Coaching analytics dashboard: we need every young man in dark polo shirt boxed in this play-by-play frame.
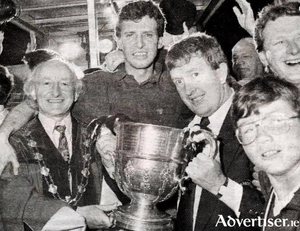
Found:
[0,0,191,183]
[73,1,190,127]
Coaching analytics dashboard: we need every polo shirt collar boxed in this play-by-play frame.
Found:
[113,63,163,84]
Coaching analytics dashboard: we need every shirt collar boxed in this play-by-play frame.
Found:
[0,108,8,124]
[38,113,72,135]
[189,88,235,135]
[209,89,234,132]
[272,181,300,215]
[113,62,163,84]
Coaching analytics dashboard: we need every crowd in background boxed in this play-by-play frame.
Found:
[0,0,300,230]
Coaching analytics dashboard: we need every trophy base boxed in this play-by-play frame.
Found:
[115,205,173,231]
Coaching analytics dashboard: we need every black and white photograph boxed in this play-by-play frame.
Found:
[0,0,300,230]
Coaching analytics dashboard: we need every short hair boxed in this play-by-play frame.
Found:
[232,75,300,128]
[233,37,256,50]
[23,49,62,70]
[115,1,165,38]
[24,59,83,99]
[254,2,300,52]
[166,33,228,71]
[0,65,13,104]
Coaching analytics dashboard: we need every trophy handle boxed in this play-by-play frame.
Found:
[176,175,190,193]
[177,129,218,194]
[200,129,218,159]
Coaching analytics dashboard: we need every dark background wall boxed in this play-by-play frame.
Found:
[0,0,275,67]
[202,0,274,67]
[0,23,30,66]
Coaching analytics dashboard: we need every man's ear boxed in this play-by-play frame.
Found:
[216,63,228,84]
[158,36,164,49]
[258,51,269,67]
[30,87,37,101]
[74,92,79,102]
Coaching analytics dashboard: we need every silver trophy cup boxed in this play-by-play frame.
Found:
[113,121,216,231]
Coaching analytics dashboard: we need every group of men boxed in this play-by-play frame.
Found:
[0,0,300,231]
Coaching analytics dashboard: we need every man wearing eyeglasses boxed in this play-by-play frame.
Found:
[232,75,300,231]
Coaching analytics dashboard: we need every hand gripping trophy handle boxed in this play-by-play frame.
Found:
[177,128,218,194]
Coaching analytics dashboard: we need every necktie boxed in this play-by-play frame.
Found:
[200,117,210,130]
[55,125,70,162]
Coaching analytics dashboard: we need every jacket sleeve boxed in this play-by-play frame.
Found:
[0,175,67,231]
[239,185,265,219]
[1,134,68,231]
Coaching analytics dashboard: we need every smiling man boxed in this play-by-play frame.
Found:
[1,59,115,230]
[166,33,264,231]
[232,75,300,231]
[73,0,190,127]
[254,2,300,87]
[0,1,191,179]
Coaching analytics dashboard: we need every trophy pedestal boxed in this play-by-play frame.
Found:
[115,204,173,231]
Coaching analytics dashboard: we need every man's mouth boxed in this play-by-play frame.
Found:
[48,99,64,103]
[261,150,280,158]
[239,67,249,72]
[133,52,147,58]
[285,58,300,66]
[190,94,204,104]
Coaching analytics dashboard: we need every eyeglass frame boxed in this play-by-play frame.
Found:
[235,114,300,145]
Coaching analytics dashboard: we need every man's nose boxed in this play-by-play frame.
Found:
[256,126,273,144]
[287,40,300,55]
[52,83,62,97]
[185,81,196,96]
[236,59,245,67]
[136,35,145,48]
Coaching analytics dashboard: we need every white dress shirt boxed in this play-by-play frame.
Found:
[188,89,243,230]
[38,113,73,158]
[0,106,8,125]
[39,112,120,230]
[38,113,87,230]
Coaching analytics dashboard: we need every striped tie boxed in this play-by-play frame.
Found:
[55,125,70,162]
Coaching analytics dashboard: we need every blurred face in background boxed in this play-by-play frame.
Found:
[232,39,264,81]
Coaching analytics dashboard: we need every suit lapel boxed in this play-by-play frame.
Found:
[70,116,81,164]
[26,117,73,198]
[196,189,219,230]
[195,110,241,230]
[218,110,241,174]
[29,117,64,163]
[176,181,196,230]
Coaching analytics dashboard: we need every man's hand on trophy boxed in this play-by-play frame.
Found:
[76,204,117,229]
[96,124,117,179]
[185,153,226,195]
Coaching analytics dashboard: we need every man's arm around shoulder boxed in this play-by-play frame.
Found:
[0,99,36,175]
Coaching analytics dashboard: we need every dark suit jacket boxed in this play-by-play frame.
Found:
[1,116,104,231]
[175,110,264,231]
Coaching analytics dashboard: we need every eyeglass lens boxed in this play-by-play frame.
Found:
[237,115,293,145]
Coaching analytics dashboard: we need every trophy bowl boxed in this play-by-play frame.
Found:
[114,121,186,231]
[113,121,217,231]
